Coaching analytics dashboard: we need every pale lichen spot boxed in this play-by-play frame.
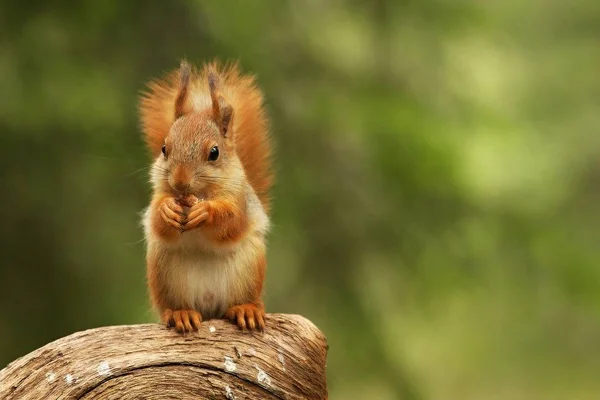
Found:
[225,385,236,399]
[97,361,111,376]
[209,325,216,333]
[224,356,237,372]
[278,352,286,370]
[65,374,74,385]
[46,372,56,383]
[254,364,272,387]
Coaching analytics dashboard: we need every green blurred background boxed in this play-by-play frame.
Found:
[1,1,599,399]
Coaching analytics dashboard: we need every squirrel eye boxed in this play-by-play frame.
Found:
[161,145,167,157]
[208,145,219,161]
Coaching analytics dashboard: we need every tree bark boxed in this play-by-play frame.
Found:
[0,314,328,399]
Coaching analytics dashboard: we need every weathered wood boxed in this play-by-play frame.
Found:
[0,314,328,399]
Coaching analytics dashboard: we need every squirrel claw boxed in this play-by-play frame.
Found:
[163,309,202,334]
[225,304,265,331]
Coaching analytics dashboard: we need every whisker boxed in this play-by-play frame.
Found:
[146,168,245,193]
[194,176,242,189]
[150,165,169,173]
[193,174,235,182]
[124,236,147,246]
[124,165,153,178]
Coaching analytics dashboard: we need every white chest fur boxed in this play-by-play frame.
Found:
[156,236,262,318]
[143,189,269,319]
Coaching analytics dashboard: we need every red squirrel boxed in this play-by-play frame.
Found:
[139,60,272,333]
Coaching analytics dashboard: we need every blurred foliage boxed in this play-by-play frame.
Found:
[1,1,599,399]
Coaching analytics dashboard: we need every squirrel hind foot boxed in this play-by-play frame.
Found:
[163,309,202,334]
[224,303,265,331]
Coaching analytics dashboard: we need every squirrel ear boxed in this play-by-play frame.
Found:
[174,60,191,119]
[208,70,234,138]
[219,102,234,138]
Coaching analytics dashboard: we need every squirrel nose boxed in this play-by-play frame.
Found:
[172,181,191,192]
[170,165,192,192]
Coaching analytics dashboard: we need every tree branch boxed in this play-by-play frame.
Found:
[0,314,328,399]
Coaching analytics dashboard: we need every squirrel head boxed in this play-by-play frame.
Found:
[150,61,243,197]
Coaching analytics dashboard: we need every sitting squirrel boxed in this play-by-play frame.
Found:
[139,60,272,333]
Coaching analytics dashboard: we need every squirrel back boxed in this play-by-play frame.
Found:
[139,61,273,213]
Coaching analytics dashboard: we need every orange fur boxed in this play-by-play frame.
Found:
[140,60,272,332]
[225,254,267,330]
[197,196,249,244]
[146,250,168,312]
[251,252,266,302]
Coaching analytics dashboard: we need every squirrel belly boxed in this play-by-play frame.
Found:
[143,186,269,320]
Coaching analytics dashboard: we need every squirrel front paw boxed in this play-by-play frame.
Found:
[183,201,210,231]
[163,309,202,334]
[225,303,265,331]
[160,197,186,231]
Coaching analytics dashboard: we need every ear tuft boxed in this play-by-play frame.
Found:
[208,69,234,137]
[208,70,218,95]
[174,60,191,119]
